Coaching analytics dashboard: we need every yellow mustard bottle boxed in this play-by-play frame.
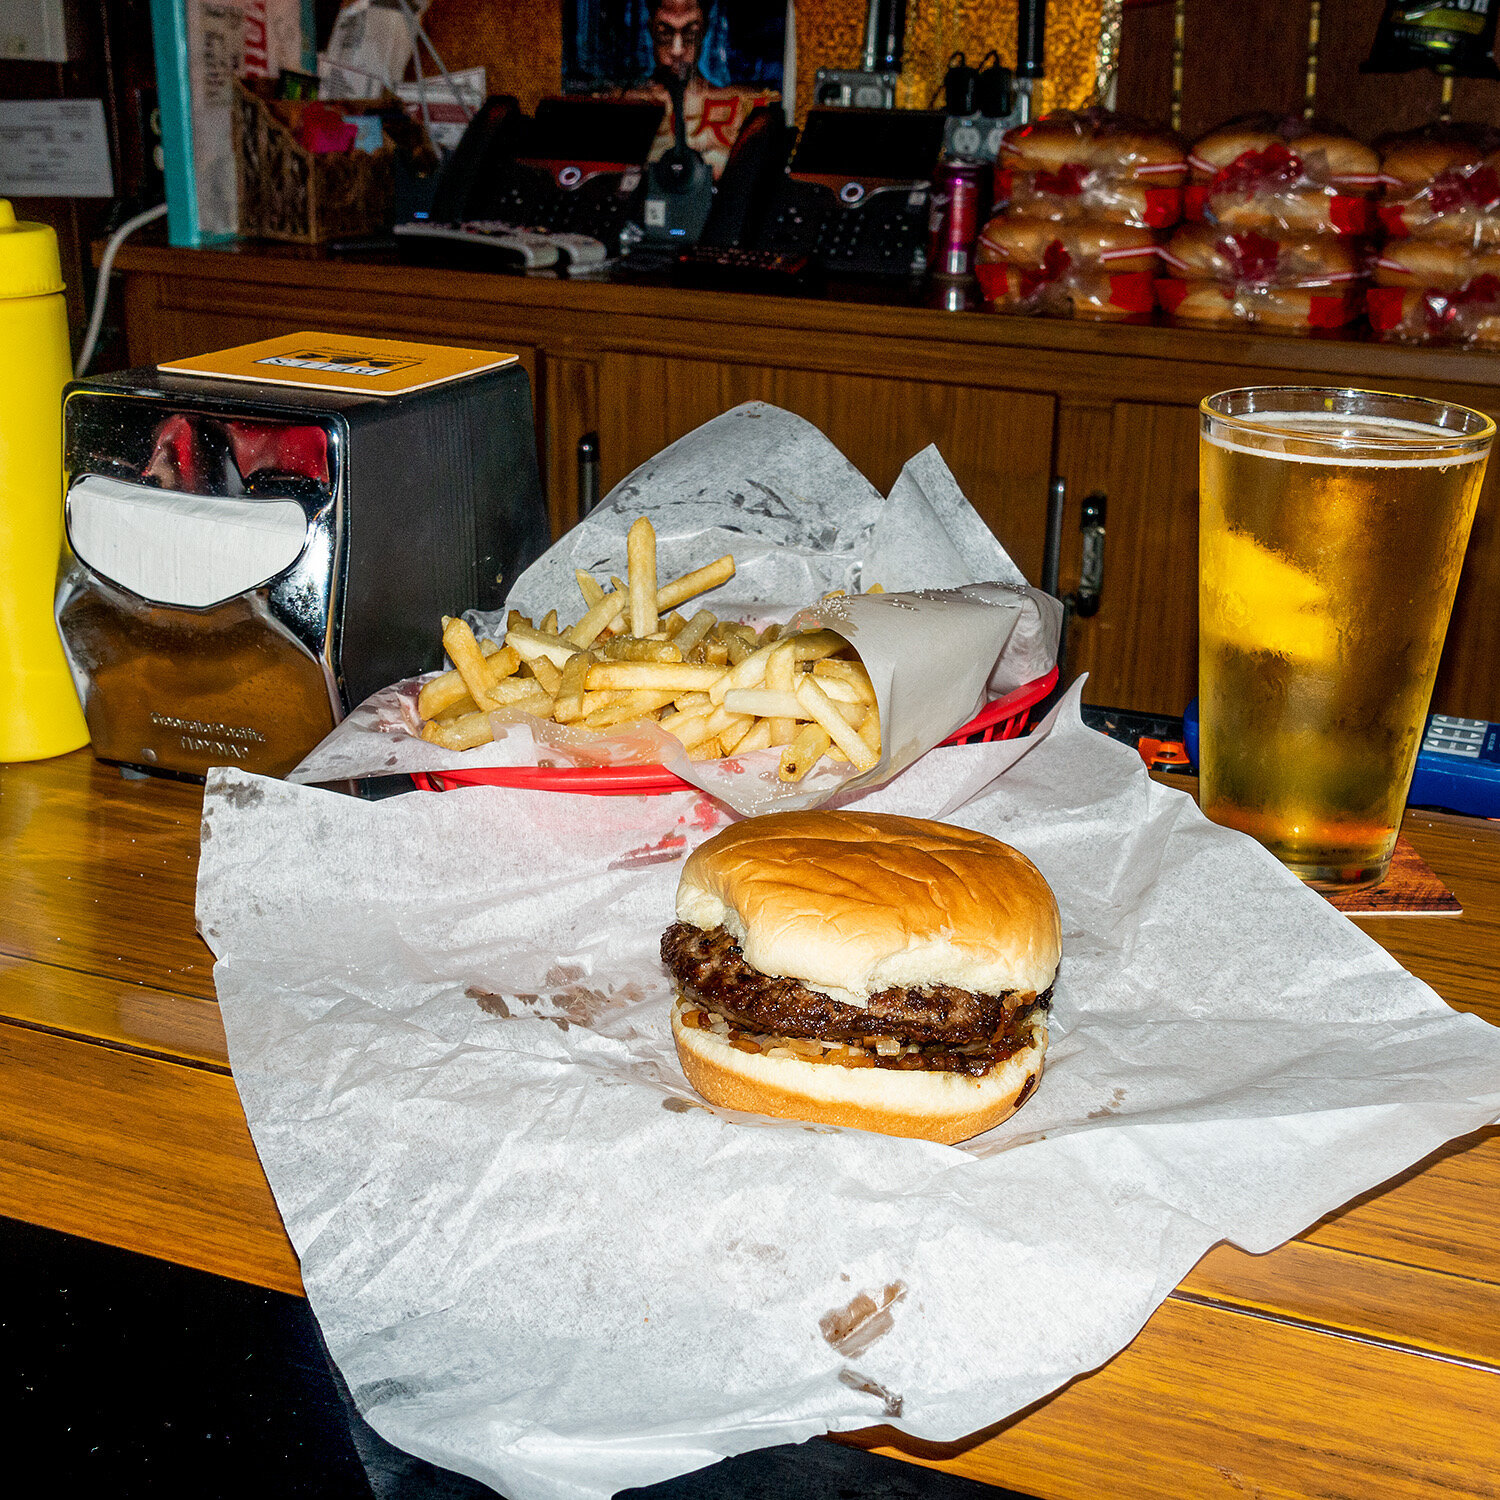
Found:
[0,199,88,760]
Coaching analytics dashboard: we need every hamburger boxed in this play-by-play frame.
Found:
[661,811,1061,1145]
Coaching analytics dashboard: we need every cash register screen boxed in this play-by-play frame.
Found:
[523,98,665,166]
[790,109,946,181]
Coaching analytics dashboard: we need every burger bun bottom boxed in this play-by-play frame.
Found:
[671,997,1046,1145]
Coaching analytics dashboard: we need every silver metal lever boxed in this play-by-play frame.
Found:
[577,432,600,518]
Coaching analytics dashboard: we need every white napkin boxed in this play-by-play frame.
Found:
[199,685,1500,1500]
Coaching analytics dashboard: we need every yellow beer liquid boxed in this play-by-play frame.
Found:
[1200,413,1487,887]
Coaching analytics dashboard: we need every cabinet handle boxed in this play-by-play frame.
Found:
[1042,476,1065,598]
[1070,492,1106,619]
[577,431,600,517]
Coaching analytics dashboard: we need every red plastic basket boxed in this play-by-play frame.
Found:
[411,665,1058,796]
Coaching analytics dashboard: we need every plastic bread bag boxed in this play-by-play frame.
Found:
[976,214,1158,319]
[1373,238,1500,290]
[1156,277,1364,332]
[1367,275,1500,345]
[1377,124,1500,247]
[1187,114,1380,236]
[996,109,1186,229]
[1159,222,1366,288]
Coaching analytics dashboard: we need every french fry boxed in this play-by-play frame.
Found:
[757,623,782,646]
[778,723,831,782]
[540,608,559,634]
[506,622,581,669]
[795,673,879,772]
[565,590,628,648]
[789,629,850,663]
[529,656,563,695]
[487,643,522,682]
[434,695,478,722]
[812,657,875,701]
[673,690,712,710]
[734,718,774,754]
[856,706,882,761]
[865,582,885,594]
[705,703,751,740]
[443,617,502,711]
[507,609,532,631]
[583,690,678,729]
[690,736,725,761]
[490,676,559,706]
[628,516,658,636]
[656,554,734,611]
[417,668,471,720]
[709,637,779,703]
[661,611,687,638]
[673,609,717,656]
[807,675,862,704]
[765,640,797,746]
[493,687,555,719]
[422,711,496,751]
[659,708,717,752]
[719,718,752,753]
[576,570,605,608]
[723,688,807,720]
[724,633,754,667]
[554,650,594,723]
[585,662,725,693]
[597,636,683,663]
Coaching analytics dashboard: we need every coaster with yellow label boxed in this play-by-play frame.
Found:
[159,333,518,398]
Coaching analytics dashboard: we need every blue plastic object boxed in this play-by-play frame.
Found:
[1183,699,1500,819]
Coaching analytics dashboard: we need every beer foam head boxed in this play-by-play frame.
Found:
[1205,410,1490,468]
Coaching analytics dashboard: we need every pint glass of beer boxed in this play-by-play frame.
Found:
[1199,387,1493,890]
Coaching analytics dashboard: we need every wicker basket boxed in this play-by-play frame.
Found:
[234,80,394,244]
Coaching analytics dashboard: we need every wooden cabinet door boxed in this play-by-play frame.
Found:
[1063,401,1201,716]
[577,352,1058,583]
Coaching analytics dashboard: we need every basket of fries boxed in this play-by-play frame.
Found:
[404,513,1059,798]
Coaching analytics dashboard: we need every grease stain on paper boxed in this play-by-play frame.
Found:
[609,833,688,870]
[819,1282,907,1359]
[467,977,645,1030]
[1087,1086,1127,1120]
[838,1368,903,1418]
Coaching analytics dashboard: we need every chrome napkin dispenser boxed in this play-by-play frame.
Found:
[57,346,548,779]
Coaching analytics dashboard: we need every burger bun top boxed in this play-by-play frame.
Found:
[676,810,1061,1007]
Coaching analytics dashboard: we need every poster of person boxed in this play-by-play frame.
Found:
[563,0,785,178]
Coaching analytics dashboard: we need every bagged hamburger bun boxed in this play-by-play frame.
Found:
[663,811,1061,1145]
[1191,115,1378,187]
[978,214,1159,272]
[1161,222,1360,283]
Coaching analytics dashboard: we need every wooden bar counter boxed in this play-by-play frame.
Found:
[4,745,1499,1498]
[110,240,1500,726]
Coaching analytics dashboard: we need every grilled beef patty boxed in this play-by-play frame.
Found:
[661,921,1049,1050]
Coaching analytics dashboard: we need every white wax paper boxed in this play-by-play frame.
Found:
[198,684,1500,1500]
[289,404,1061,813]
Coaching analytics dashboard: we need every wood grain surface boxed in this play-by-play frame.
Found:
[4,746,1500,1495]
